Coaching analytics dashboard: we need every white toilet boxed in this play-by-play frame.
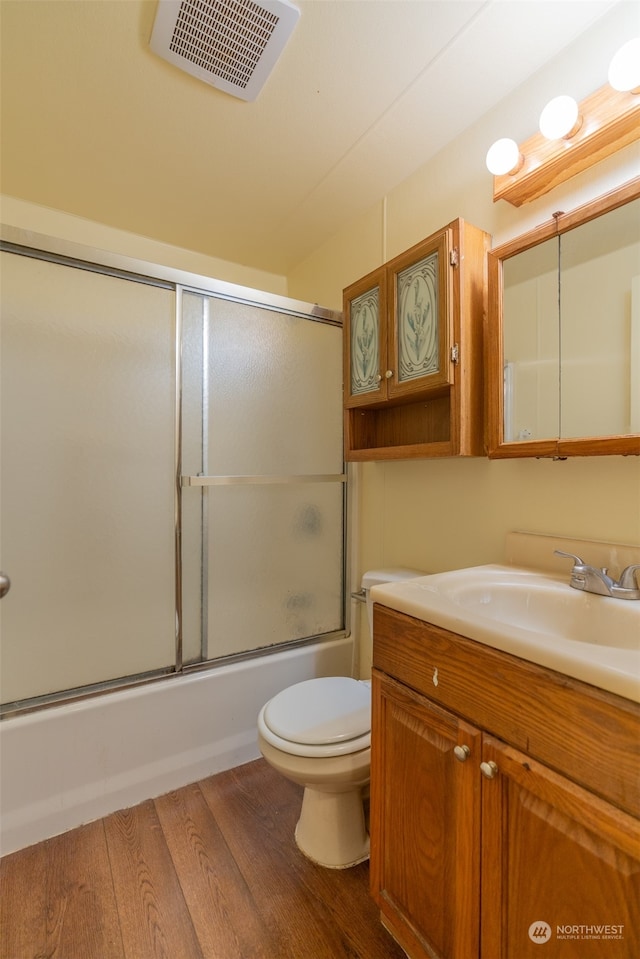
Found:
[257,568,424,869]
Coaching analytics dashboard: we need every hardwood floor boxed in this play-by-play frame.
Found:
[0,758,406,959]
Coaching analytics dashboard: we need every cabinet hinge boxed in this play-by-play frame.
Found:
[449,248,459,267]
[450,343,460,363]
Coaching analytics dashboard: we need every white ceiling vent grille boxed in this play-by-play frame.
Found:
[150,0,300,101]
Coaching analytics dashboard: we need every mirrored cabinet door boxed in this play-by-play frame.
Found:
[560,198,640,440]
[502,236,560,443]
[488,178,640,458]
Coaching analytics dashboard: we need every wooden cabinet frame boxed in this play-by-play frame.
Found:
[371,673,481,959]
[343,219,489,460]
[480,735,640,959]
[486,177,640,458]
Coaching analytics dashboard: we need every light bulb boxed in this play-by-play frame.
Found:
[486,138,523,176]
[608,38,640,93]
[539,95,582,140]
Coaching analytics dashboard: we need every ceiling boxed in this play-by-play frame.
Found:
[0,0,621,275]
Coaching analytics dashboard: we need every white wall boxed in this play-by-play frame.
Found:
[286,4,640,677]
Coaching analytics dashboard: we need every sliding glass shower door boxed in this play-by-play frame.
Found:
[0,251,177,706]
[1,243,345,711]
[180,291,345,664]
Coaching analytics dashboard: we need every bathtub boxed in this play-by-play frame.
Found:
[0,634,353,855]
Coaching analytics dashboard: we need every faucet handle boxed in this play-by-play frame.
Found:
[554,549,586,567]
[618,564,640,589]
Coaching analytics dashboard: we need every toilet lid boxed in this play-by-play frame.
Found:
[262,677,371,746]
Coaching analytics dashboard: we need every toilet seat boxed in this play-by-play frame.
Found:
[258,677,371,758]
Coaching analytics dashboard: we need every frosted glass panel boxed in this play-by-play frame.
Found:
[0,253,176,703]
[198,295,343,475]
[206,484,343,657]
[181,293,207,478]
[180,292,345,662]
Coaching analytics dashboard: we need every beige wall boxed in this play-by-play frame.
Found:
[0,195,288,296]
[286,6,640,676]
[2,6,638,685]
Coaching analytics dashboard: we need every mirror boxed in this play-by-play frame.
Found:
[487,178,640,457]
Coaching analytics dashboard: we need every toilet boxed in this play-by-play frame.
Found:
[257,568,424,869]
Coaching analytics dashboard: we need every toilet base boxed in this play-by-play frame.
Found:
[295,785,370,869]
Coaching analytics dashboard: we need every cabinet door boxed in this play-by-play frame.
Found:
[386,228,454,401]
[371,672,481,959]
[481,735,640,959]
[343,266,388,408]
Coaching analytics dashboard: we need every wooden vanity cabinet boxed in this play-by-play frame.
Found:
[343,219,489,460]
[371,673,482,959]
[370,605,640,959]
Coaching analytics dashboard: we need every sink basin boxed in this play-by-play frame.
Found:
[370,565,640,702]
[432,566,639,649]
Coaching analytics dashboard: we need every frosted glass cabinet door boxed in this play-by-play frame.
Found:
[0,252,176,704]
[343,228,454,412]
[386,228,453,401]
[344,267,387,408]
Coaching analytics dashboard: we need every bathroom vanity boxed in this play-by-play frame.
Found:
[370,603,640,959]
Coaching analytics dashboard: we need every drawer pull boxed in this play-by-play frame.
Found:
[453,745,471,762]
[480,760,499,780]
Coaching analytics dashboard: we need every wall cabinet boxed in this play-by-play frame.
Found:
[371,605,640,959]
[343,219,490,460]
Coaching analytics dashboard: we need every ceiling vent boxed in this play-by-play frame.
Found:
[150,0,300,102]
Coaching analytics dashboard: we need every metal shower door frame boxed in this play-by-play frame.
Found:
[0,227,348,715]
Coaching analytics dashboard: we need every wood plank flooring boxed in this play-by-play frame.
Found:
[0,758,406,959]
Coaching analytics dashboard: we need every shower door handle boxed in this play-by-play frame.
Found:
[0,572,10,598]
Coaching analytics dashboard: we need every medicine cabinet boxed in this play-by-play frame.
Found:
[487,177,640,458]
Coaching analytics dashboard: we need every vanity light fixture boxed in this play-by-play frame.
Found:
[538,95,582,140]
[608,37,640,93]
[485,138,523,176]
[487,37,640,206]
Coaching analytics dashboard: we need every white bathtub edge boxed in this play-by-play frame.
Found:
[0,635,353,855]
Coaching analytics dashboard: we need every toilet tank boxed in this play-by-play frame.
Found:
[360,567,425,595]
[360,567,426,634]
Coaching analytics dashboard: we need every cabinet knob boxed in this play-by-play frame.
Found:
[376,373,383,383]
[384,369,393,379]
[453,744,471,762]
[480,760,499,780]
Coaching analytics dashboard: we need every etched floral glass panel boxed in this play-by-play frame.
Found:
[397,252,439,382]
[350,286,380,395]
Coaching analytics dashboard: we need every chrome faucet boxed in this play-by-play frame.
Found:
[554,550,640,600]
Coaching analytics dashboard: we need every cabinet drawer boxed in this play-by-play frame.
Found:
[373,604,640,817]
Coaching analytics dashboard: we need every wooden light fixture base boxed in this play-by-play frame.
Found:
[493,84,640,206]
